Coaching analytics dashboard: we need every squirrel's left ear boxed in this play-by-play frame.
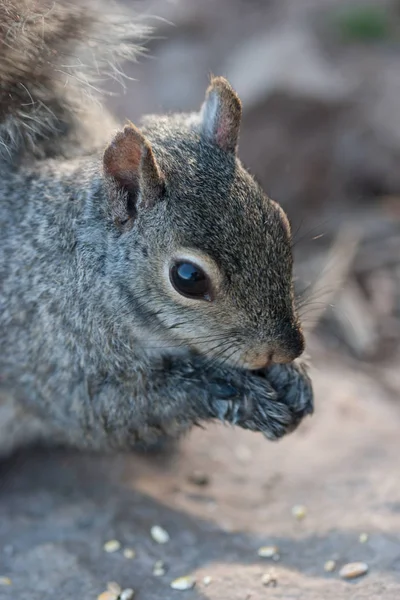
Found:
[103,124,164,228]
[199,76,242,154]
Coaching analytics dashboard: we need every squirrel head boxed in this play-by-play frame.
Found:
[102,77,304,369]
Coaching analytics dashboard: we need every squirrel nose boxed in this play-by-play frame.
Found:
[244,326,305,369]
[271,327,305,364]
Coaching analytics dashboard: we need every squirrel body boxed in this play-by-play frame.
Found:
[0,0,313,456]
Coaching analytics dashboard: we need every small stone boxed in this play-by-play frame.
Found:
[324,560,336,572]
[0,577,11,586]
[153,560,167,576]
[120,589,135,600]
[123,548,136,559]
[150,525,170,544]
[203,576,212,586]
[262,571,278,587]
[170,576,196,591]
[339,562,369,580]
[257,545,279,559]
[97,592,118,600]
[359,533,369,543]
[188,471,210,486]
[107,582,121,594]
[103,539,121,553]
[291,505,307,520]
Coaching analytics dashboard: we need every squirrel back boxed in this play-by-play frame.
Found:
[0,0,149,161]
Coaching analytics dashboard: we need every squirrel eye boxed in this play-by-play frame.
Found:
[170,261,213,301]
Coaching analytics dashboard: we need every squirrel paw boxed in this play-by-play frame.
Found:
[209,359,313,440]
[254,359,314,438]
[263,359,314,418]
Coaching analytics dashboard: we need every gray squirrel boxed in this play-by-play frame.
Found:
[0,0,313,457]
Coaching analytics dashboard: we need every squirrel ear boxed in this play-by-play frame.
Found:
[200,76,242,154]
[103,124,164,226]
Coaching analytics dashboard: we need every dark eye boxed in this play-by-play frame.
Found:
[170,261,213,301]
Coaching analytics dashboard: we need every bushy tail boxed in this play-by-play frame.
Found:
[0,0,150,161]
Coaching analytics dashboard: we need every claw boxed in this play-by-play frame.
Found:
[231,401,240,425]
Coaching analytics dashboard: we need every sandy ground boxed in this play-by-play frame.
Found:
[0,342,400,600]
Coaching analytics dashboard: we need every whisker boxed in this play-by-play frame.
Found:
[141,336,232,352]
[291,218,331,250]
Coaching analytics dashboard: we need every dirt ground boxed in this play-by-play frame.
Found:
[1,338,400,600]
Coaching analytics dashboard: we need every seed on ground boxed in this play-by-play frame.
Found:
[291,505,307,520]
[103,540,121,553]
[257,545,279,559]
[123,548,136,559]
[0,577,11,586]
[262,571,278,587]
[107,582,121,594]
[203,576,212,586]
[170,576,196,591]
[339,562,369,580]
[324,560,336,572]
[150,525,170,544]
[120,589,135,600]
[359,533,369,543]
[97,592,118,600]
[153,560,167,576]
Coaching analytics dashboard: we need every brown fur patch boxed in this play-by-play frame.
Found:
[103,126,143,190]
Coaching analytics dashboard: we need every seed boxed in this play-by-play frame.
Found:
[188,471,210,486]
[291,505,307,520]
[107,582,121,594]
[103,540,121,553]
[150,525,170,544]
[0,577,11,586]
[359,533,369,543]
[97,592,118,600]
[153,560,166,576]
[261,572,278,587]
[339,562,369,579]
[123,548,136,559]
[170,576,196,591]
[120,589,135,600]
[324,560,336,572]
[203,576,212,586]
[257,545,279,559]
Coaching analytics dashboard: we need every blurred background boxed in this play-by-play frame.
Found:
[106,0,400,388]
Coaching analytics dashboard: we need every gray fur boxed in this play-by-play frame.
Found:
[0,1,313,457]
[0,0,149,161]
